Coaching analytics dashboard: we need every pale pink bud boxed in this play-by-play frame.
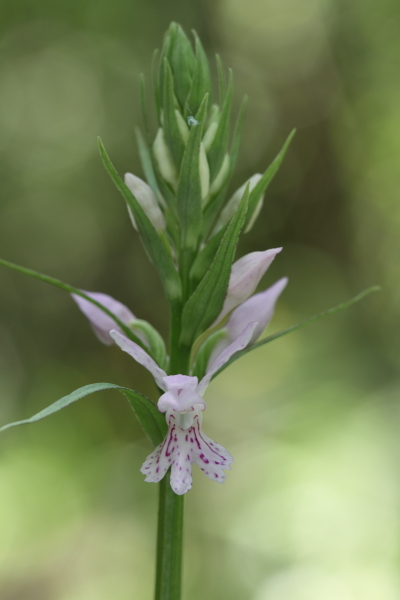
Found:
[72,292,138,345]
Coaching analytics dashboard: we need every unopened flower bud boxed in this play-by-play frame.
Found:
[72,291,141,346]
[153,128,178,188]
[216,173,262,233]
[124,173,166,232]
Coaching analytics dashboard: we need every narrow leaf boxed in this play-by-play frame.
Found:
[185,32,211,117]
[0,257,148,351]
[176,94,208,250]
[180,185,249,347]
[245,129,296,227]
[207,69,233,181]
[212,286,381,379]
[0,382,167,446]
[189,224,227,285]
[135,127,162,201]
[169,24,196,109]
[191,329,226,380]
[98,138,182,303]
[163,59,186,168]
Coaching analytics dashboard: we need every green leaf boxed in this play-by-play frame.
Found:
[185,32,211,117]
[245,129,296,228]
[189,223,227,285]
[169,24,196,109]
[135,127,162,201]
[212,286,381,380]
[0,257,150,351]
[180,184,249,347]
[0,382,167,447]
[191,329,227,380]
[98,138,182,303]
[163,59,186,168]
[207,69,233,181]
[132,319,168,371]
[176,94,208,250]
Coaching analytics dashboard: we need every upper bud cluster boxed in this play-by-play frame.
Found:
[98,21,293,342]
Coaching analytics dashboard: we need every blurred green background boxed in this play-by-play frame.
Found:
[0,0,398,598]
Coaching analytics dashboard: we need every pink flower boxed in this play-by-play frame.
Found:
[110,322,257,494]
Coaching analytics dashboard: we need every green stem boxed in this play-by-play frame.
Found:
[154,303,191,600]
[154,477,185,600]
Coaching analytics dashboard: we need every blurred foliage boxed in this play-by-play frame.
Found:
[0,0,398,599]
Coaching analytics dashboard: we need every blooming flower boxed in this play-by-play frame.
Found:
[109,322,258,494]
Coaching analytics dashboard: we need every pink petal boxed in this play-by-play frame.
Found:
[227,277,288,343]
[140,411,233,495]
[110,330,167,390]
[217,248,282,323]
[72,291,136,345]
[197,321,258,395]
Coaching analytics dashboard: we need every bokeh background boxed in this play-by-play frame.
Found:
[0,0,398,598]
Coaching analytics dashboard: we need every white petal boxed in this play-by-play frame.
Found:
[198,321,258,395]
[110,330,167,390]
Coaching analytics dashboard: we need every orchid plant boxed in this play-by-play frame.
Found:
[0,23,378,600]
